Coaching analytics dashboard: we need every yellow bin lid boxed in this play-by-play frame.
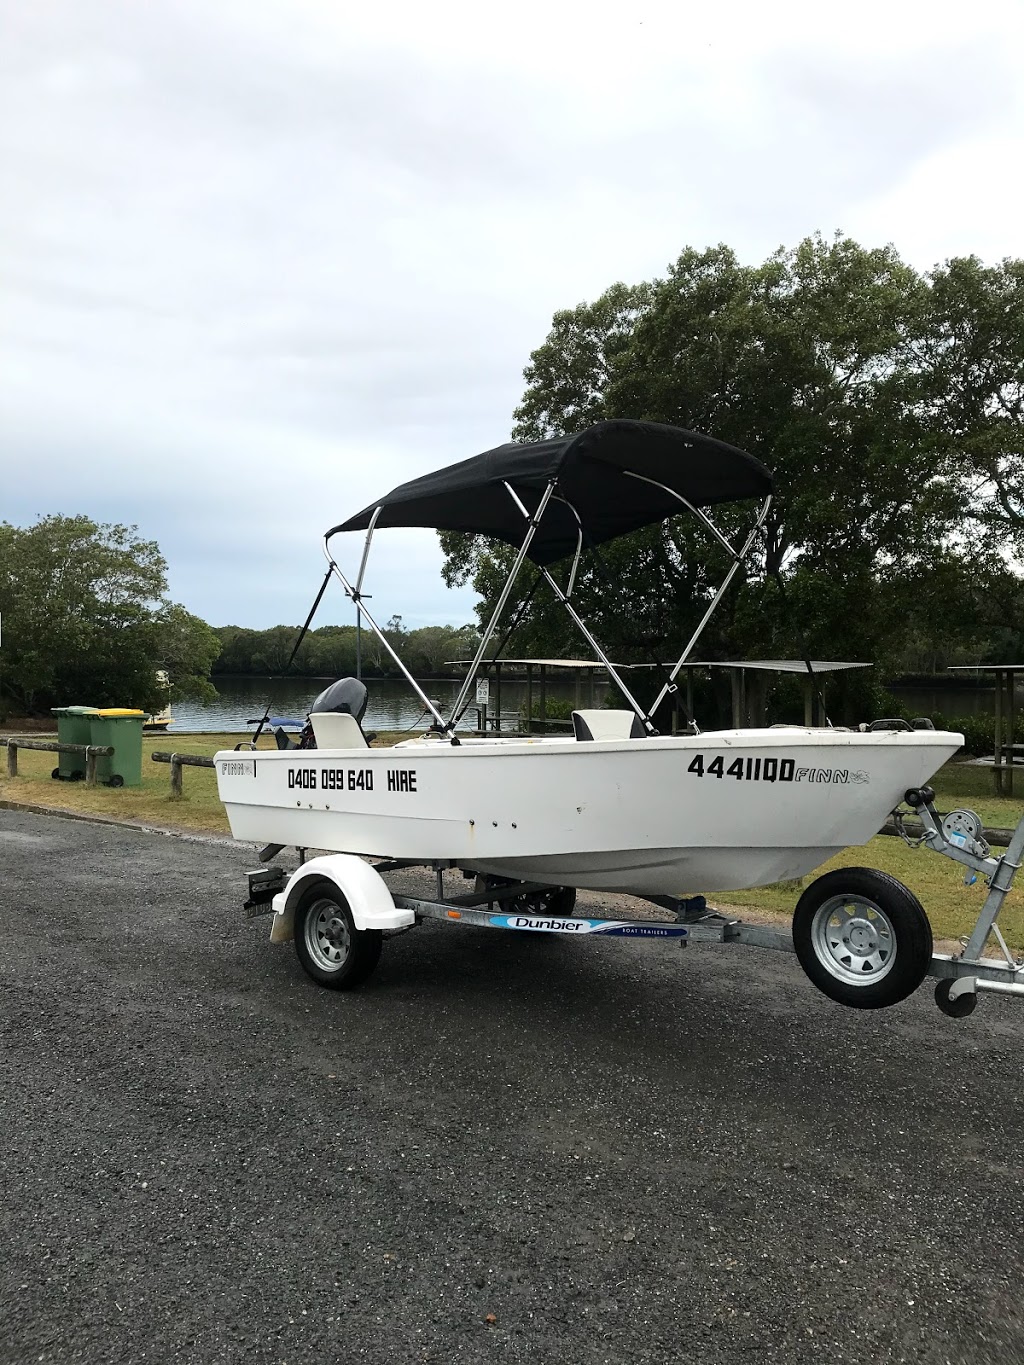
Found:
[95,708,147,717]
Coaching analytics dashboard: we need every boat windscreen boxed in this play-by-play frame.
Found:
[330,420,772,566]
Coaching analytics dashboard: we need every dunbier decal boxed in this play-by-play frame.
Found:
[686,755,869,785]
[489,915,690,938]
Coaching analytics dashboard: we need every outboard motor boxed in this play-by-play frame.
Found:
[308,677,369,725]
[303,677,375,749]
[267,678,372,750]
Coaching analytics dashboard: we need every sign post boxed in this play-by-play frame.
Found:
[475,678,489,732]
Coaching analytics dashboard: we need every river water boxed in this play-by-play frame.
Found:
[168,674,608,734]
[166,675,999,734]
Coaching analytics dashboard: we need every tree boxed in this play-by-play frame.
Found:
[908,255,1024,544]
[0,515,219,714]
[513,281,655,441]
[250,625,315,676]
[441,235,1004,702]
[403,624,481,675]
[361,615,406,675]
[608,235,956,579]
[155,604,222,703]
[308,626,359,679]
[207,622,483,680]
[212,626,263,675]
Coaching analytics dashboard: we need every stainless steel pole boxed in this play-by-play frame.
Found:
[446,482,556,732]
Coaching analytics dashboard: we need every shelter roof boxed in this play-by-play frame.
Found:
[622,660,872,673]
[446,658,612,669]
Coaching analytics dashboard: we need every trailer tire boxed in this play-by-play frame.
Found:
[475,876,576,917]
[934,978,977,1018]
[792,868,932,1010]
[293,882,382,990]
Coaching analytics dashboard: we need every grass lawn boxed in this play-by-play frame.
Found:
[3,733,1022,951]
[1,731,256,834]
[0,731,416,835]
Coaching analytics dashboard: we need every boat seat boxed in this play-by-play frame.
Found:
[572,709,647,741]
[309,712,368,749]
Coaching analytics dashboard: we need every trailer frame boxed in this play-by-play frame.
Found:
[244,782,1024,1018]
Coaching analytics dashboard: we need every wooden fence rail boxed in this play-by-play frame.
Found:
[4,737,114,787]
[151,750,216,798]
[877,815,1014,849]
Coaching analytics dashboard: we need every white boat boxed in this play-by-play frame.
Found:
[216,418,962,896]
[144,670,174,732]
[218,726,959,895]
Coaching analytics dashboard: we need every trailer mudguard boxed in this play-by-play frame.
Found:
[269,855,415,943]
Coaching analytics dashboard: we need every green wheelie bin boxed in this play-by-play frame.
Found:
[51,705,99,780]
[88,709,147,787]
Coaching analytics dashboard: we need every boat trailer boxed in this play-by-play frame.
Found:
[240,785,1024,1019]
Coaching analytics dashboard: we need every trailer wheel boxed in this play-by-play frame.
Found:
[475,876,576,917]
[934,978,977,1018]
[293,883,382,990]
[519,885,577,917]
[792,868,932,1009]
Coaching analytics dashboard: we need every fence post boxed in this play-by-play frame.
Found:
[6,740,17,778]
[85,747,98,787]
[170,754,183,798]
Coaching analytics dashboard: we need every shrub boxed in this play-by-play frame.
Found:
[931,712,1012,757]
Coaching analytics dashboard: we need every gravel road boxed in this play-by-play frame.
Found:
[2,806,1023,1365]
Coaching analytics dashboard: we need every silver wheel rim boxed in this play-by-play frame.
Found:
[304,898,352,973]
[810,894,896,986]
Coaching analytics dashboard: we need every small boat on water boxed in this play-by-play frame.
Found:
[143,713,174,732]
[144,670,174,731]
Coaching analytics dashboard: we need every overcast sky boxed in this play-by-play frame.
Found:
[3,0,1023,631]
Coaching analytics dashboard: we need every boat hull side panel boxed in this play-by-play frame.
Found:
[456,847,841,894]
[216,730,961,896]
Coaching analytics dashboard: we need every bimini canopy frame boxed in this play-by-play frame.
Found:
[323,420,773,737]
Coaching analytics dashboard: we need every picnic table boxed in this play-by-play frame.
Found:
[948,665,1022,795]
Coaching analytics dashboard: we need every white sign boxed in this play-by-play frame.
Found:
[475,679,490,705]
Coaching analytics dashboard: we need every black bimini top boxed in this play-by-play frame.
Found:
[332,419,772,566]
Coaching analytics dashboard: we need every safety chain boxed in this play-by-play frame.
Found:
[891,806,929,848]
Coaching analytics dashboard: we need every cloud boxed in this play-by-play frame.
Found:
[2,0,1022,632]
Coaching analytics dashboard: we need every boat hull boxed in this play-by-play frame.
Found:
[215,729,962,895]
